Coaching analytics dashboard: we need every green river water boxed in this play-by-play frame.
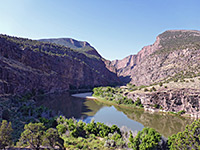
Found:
[37,92,194,137]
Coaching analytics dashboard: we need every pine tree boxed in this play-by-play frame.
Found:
[0,120,13,149]
[17,123,45,150]
[42,128,64,149]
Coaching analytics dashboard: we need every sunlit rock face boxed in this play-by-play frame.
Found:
[112,30,200,85]
[127,88,200,118]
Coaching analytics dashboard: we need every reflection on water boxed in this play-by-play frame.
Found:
[83,105,144,131]
[115,107,194,137]
[36,92,194,137]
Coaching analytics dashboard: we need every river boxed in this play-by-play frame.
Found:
[36,92,194,137]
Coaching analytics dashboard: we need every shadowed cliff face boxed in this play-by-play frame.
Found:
[39,38,119,77]
[0,35,120,96]
[112,30,200,85]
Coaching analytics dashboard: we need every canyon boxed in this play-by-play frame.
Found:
[0,30,200,117]
[111,30,200,117]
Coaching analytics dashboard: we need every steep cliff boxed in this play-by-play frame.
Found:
[112,30,200,85]
[111,30,200,117]
[111,55,137,82]
[0,34,120,96]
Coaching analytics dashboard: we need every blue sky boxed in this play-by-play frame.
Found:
[0,0,200,60]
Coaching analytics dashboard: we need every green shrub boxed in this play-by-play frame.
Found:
[174,79,178,82]
[128,128,161,149]
[154,104,159,109]
[134,98,142,106]
[56,124,67,135]
[177,110,186,115]
[190,79,195,82]
[151,87,157,91]
[168,119,200,150]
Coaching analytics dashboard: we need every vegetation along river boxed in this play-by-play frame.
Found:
[36,92,194,137]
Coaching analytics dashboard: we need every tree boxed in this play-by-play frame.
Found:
[128,127,162,150]
[0,120,13,149]
[17,123,45,150]
[168,119,200,150]
[56,124,67,136]
[43,128,64,150]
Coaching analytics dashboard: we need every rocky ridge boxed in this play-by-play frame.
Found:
[0,34,120,96]
[39,38,102,58]
[112,30,200,85]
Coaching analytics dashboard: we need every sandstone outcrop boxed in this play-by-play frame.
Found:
[127,88,200,118]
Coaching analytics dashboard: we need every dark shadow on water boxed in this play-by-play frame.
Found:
[35,92,103,120]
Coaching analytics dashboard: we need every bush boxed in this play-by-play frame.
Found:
[151,87,157,91]
[56,117,122,140]
[190,79,195,82]
[154,104,159,109]
[134,98,142,106]
[56,124,67,135]
[174,79,178,82]
[177,110,186,115]
[124,98,133,105]
[128,128,162,149]
[168,119,200,149]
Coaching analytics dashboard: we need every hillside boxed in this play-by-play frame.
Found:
[112,30,200,85]
[109,30,200,118]
[0,34,119,96]
[39,38,102,58]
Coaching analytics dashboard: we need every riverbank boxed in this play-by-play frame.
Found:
[71,92,97,99]
[94,95,193,118]
[71,92,144,111]
[71,91,198,119]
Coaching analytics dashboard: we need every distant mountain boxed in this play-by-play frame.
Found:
[39,38,102,58]
[112,30,200,85]
[0,34,120,96]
